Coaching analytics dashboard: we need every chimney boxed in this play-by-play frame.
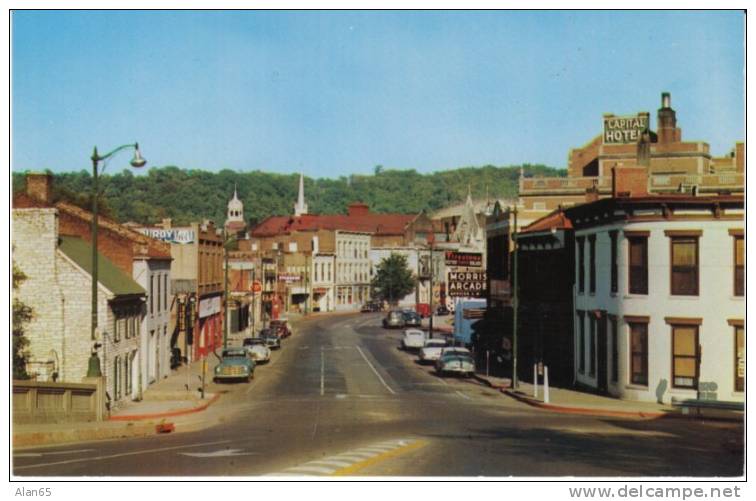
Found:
[657,91,681,143]
[347,202,370,217]
[585,183,600,203]
[26,172,53,204]
[612,165,649,198]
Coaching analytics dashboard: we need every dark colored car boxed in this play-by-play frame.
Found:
[260,328,282,349]
[361,301,383,313]
[269,319,291,338]
[402,311,422,328]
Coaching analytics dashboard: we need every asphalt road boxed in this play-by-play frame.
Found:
[12,313,744,477]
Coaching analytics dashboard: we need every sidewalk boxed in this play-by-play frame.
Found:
[13,357,225,450]
[472,374,744,422]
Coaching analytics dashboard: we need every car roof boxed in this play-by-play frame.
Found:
[424,339,446,346]
[223,349,247,356]
[404,328,425,335]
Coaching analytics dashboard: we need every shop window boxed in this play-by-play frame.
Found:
[671,324,699,389]
[610,231,618,294]
[627,236,648,295]
[588,235,596,294]
[577,237,585,294]
[734,235,744,297]
[588,314,596,377]
[578,311,585,374]
[668,234,699,296]
[629,322,648,386]
[735,325,744,392]
[610,316,618,383]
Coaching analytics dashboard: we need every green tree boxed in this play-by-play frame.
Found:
[12,263,32,380]
[371,253,416,305]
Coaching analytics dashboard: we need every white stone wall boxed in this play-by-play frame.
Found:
[134,259,172,394]
[574,216,745,403]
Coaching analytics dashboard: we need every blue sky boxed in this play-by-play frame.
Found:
[12,10,744,178]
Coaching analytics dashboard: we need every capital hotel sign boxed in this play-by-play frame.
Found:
[603,113,649,144]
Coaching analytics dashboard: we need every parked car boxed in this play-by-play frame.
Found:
[402,310,422,328]
[418,338,449,364]
[269,319,291,338]
[435,351,475,377]
[382,310,405,329]
[260,328,282,350]
[436,305,451,316]
[401,328,427,351]
[361,301,382,313]
[242,337,271,363]
[214,348,255,383]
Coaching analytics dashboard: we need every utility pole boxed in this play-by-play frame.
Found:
[428,235,434,339]
[223,230,230,350]
[511,206,519,389]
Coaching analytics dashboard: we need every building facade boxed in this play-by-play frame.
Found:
[567,195,744,403]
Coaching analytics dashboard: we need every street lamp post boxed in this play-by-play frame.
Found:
[427,234,435,339]
[511,206,519,389]
[87,143,146,378]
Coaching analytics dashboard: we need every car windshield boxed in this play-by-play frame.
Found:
[425,340,446,347]
[244,338,265,346]
[222,350,247,358]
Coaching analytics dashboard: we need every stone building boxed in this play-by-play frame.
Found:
[12,208,145,409]
[14,173,173,393]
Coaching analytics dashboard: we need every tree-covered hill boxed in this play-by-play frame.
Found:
[12,164,565,226]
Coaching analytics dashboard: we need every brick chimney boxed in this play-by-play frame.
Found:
[612,165,648,198]
[347,202,370,217]
[26,172,53,204]
[657,92,681,144]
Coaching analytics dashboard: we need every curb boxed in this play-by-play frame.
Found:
[502,389,669,419]
[472,374,510,390]
[108,392,221,421]
[13,421,158,449]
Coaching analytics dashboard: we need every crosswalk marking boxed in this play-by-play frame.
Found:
[264,437,421,477]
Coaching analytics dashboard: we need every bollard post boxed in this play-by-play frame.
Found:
[533,364,539,398]
[544,365,550,404]
[486,350,490,377]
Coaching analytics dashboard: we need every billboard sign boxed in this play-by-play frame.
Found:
[138,227,195,245]
[448,271,487,297]
[603,114,649,144]
[445,251,482,267]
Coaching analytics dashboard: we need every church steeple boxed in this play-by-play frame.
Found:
[226,183,244,227]
[294,172,308,216]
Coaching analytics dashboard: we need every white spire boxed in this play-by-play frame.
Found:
[294,172,308,216]
[226,183,244,225]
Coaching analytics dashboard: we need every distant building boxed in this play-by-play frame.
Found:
[519,92,744,219]
[224,184,247,238]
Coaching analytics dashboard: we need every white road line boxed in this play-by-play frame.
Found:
[14,439,233,471]
[320,346,325,396]
[307,459,353,468]
[286,465,336,475]
[354,446,394,454]
[332,453,375,461]
[455,390,472,400]
[14,448,94,458]
[355,345,396,395]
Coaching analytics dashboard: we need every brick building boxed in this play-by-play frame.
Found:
[12,208,145,409]
[14,173,173,395]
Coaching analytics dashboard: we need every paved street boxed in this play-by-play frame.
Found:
[13,313,744,477]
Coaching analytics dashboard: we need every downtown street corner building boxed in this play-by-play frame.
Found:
[482,92,744,403]
[12,173,175,410]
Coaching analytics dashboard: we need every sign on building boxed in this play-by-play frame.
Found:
[279,274,301,283]
[198,296,221,318]
[603,113,649,144]
[448,271,487,297]
[445,251,483,267]
[138,227,196,244]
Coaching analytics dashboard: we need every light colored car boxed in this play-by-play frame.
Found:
[383,310,405,329]
[435,352,475,377]
[213,348,255,383]
[401,329,427,351]
[418,338,449,363]
[242,337,271,363]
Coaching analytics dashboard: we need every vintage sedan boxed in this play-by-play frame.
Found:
[402,310,422,328]
[401,328,427,351]
[260,328,282,350]
[382,310,405,329]
[213,348,255,383]
[242,337,271,363]
[269,319,291,338]
[435,351,476,377]
[418,338,449,363]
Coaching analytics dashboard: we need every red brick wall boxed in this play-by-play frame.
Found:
[612,166,648,197]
